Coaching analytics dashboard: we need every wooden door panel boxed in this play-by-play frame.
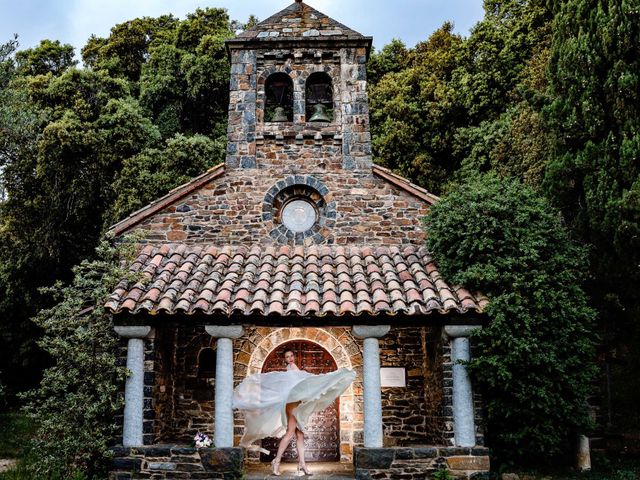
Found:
[260,340,340,463]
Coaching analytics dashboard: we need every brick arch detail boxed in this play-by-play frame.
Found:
[234,327,363,461]
[246,327,354,375]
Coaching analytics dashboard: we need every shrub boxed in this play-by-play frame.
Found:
[21,236,140,478]
[426,174,597,465]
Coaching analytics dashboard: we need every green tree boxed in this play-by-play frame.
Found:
[453,0,553,122]
[81,16,179,82]
[369,24,464,194]
[0,68,158,395]
[543,0,640,431]
[426,174,597,464]
[139,9,231,138]
[108,133,225,224]
[15,39,76,77]
[22,236,139,477]
[367,38,410,86]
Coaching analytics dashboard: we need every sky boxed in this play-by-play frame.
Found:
[0,0,485,56]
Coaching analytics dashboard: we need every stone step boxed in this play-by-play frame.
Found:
[245,462,355,480]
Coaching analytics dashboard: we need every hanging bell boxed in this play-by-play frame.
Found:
[309,103,331,123]
[271,106,288,122]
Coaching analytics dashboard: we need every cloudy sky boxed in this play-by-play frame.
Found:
[1,0,484,56]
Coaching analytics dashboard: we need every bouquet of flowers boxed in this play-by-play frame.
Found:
[194,432,212,448]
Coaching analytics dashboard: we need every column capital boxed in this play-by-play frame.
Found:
[352,325,390,339]
[114,326,152,339]
[205,325,244,339]
[444,325,481,339]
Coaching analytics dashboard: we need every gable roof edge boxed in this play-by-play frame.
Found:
[372,165,439,205]
[109,163,225,237]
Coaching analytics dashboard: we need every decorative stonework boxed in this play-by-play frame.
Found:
[261,175,336,245]
[234,327,361,462]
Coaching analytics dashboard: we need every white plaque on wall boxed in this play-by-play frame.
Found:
[380,367,406,387]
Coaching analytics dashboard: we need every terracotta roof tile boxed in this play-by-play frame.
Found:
[106,245,487,317]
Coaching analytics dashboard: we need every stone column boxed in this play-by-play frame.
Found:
[205,326,245,448]
[114,326,152,447]
[353,325,391,448]
[444,326,481,447]
[577,435,592,471]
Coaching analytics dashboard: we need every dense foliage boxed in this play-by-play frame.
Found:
[367,0,639,453]
[21,237,138,477]
[426,175,597,463]
[0,0,637,470]
[0,8,237,399]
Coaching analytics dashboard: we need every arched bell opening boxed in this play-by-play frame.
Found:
[265,72,294,123]
[305,72,333,123]
[259,340,340,463]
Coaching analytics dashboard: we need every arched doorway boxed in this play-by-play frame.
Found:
[260,340,340,463]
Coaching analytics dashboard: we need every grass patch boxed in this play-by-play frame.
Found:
[0,413,33,458]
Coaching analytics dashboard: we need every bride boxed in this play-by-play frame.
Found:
[232,348,356,476]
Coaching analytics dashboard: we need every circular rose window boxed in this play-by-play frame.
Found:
[281,199,318,233]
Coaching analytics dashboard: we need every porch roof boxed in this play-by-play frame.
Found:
[106,244,488,318]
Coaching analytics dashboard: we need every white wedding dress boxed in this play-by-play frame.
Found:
[232,365,356,453]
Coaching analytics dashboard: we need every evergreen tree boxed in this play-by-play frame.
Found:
[543,0,640,431]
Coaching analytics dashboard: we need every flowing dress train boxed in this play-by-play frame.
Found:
[232,367,356,453]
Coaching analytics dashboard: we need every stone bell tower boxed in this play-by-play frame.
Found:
[225,0,373,173]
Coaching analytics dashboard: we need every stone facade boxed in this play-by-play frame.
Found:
[354,446,490,480]
[110,2,489,478]
[110,445,243,480]
[119,326,453,461]
[128,168,430,247]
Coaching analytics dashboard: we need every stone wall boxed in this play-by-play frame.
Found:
[354,446,490,480]
[380,327,445,446]
[132,168,430,247]
[110,446,243,480]
[119,326,451,458]
[150,326,218,443]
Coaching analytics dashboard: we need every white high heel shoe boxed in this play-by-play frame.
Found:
[296,463,312,476]
[271,458,281,476]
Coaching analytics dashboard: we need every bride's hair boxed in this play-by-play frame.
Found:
[283,349,294,357]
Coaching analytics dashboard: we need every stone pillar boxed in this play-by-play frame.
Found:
[205,326,245,448]
[114,326,152,447]
[353,325,390,448]
[577,435,592,471]
[444,326,481,447]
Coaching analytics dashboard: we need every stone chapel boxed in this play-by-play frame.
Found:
[107,1,491,478]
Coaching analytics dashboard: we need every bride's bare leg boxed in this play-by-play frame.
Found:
[296,429,306,467]
[274,403,299,464]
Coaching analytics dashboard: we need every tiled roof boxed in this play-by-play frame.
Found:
[106,244,488,317]
[232,1,368,42]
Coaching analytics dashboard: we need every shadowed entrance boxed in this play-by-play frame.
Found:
[260,340,340,463]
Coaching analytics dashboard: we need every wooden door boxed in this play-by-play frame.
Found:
[260,340,340,463]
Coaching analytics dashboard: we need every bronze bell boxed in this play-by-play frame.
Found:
[271,106,288,122]
[309,103,331,123]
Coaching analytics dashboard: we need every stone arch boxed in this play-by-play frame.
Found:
[234,327,363,461]
[247,327,354,375]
